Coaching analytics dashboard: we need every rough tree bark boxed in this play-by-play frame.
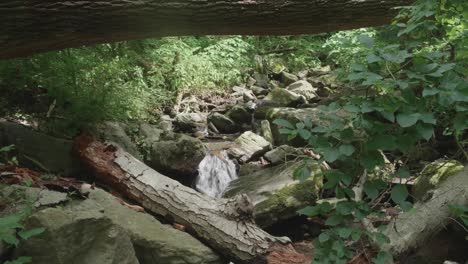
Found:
[1,0,412,59]
[74,135,308,264]
[382,166,468,258]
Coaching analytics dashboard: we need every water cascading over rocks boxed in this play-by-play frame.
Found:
[196,150,238,198]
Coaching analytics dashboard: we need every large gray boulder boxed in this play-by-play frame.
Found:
[224,162,323,227]
[0,120,82,176]
[228,131,271,163]
[207,112,239,134]
[264,88,306,107]
[280,71,299,86]
[13,188,222,264]
[14,197,140,264]
[92,121,142,159]
[173,113,207,133]
[264,145,303,165]
[226,105,251,124]
[146,135,207,184]
[286,80,317,101]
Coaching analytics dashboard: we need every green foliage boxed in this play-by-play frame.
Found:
[449,204,468,227]
[0,188,45,264]
[275,0,468,262]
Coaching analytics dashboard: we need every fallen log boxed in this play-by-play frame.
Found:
[382,166,468,258]
[73,135,307,264]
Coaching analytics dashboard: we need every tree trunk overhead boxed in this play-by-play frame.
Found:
[73,135,308,264]
[1,0,412,59]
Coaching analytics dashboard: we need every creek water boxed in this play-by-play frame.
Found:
[195,150,238,198]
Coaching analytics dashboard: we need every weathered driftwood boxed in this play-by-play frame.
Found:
[383,166,468,257]
[74,135,307,264]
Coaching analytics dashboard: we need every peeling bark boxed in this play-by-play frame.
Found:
[1,0,412,59]
[73,135,307,264]
[383,166,468,257]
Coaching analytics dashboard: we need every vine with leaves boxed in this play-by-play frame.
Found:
[275,0,467,262]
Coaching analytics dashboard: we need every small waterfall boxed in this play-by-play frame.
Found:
[195,150,238,198]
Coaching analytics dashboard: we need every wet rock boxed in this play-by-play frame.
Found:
[297,70,309,79]
[280,72,299,86]
[158,115,174,133]
[309,65,331,77]
[173,113,207,133]
[238,163,265,177]
[224,162,323,227]
[264,145,302,165]
[92,121,142,159]
[264,88,306,107]
[228,131,271,163]
[0,120,82,176]
[227,105,252,124]
[253,72,269,88]
[242,90,257,102]
[138,123,164,147]
[207,112,239,134]
[14,197,139,264]
[260,120,274,145]
[14,188,222,264]
[413,160,464,200]
[286,80,317,101]
[250,85,269,96]
[146,135,207,184]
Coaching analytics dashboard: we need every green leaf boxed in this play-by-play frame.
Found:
[0,213,24,230]
[294,166,311,183]
[364,182,379,199]
[322,147,340,163]
[351,230,362,241]
[391,184,408,204]
[273,119,294,129]
[278,128,293,135]
[360,151,385,170]
[422,88,439,96]
[350,63,367,72]
[336,202,354,215]
[396,113,420,127]
[296,122,305,129]
[319,232,330,242]
[338,144,355,156]
[419,113,436,125]
[325,214,344,226]
[297,206,320,216]
[298,129,311,140]
[0,145,15,153]
[337,227,352,239]
[367,54,382,63]
[18,227,45,240]
[367,135,396,150]
[358,34,374,48]
[2,233,20,246]
[323,170,342,189]
[380,111,395,123]
[416,123,434,140]
[395,168,410,178]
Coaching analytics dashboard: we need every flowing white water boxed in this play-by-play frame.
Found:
[195,150,238,198]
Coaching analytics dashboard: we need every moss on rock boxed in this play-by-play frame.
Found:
[413,160,464,200]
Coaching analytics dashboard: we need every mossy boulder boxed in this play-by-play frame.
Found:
[12,187,222,264]
[146,134,207,185]
[413,160,464,200]
[264,88,306,107]
[224,162,323,227]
